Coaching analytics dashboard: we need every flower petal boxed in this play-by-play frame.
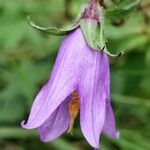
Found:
[39,99,70,142]
[79,49,108,149]
[102,54,119,139]
[21,29,84,129]
[102,100,120,139]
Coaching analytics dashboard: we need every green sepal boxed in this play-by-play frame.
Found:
[100,46,125,59]
[27,15,80,36]
[80,18,124,58]
[80,19,105,51]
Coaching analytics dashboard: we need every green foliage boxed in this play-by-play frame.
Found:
[0,0,149,150]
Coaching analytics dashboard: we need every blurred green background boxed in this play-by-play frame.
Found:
[0,0,150,150]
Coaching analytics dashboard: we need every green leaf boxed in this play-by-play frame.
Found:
[112,93,150,108]
[115,129,150,150]
[110,0,140,11]
[105,0,140,20]
[107,0,140,13]
[0,127,37,139]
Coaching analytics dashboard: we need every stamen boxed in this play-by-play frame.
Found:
[67,91,80,134]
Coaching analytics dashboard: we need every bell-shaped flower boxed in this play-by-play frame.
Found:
[21,28,119,149]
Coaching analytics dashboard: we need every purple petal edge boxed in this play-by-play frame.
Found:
[39,99,70,142]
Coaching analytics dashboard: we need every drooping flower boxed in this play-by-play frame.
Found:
[21,28,119,149]
[21,0,121,149]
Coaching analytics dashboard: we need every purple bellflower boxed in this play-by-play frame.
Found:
[21,28,119,149]
[22,0,121,149]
